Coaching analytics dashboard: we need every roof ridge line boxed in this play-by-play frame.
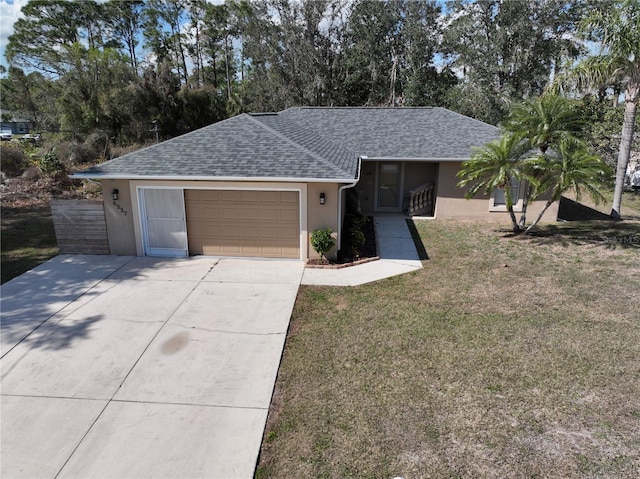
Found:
[246,114,356,176]
[287,106,436,110]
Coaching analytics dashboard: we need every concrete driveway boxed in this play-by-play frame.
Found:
[1,255,304,479]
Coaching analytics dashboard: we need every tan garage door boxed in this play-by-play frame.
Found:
[185,189,300,258]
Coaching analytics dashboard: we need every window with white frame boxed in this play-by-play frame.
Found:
[491,177,522,210]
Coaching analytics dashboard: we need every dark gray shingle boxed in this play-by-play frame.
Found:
[76,107,500,180]
[279,107,500,159]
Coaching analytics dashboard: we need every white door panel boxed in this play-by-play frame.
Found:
[140,188,188,257]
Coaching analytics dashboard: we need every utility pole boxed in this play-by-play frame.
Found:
[151,120,159,144]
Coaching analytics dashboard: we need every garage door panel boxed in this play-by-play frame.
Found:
[279,191,298,203]
[242,210,260,221]
[259,191,279,202]
[279,209,299,221]
[282,227,299,238]
[260,210,279,221]
[198,207,220,220]
[241,190,260,202]
[185,190,300,259]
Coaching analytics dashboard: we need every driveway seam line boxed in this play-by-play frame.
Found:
[0,393,107,401]
[108,398,269,410]
[52,398,111,479]
[171,327,286,336]
[52,274,202,479]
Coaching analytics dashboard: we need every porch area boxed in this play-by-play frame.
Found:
[355,161,437,217]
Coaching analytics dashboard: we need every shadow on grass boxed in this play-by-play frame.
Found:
[406,219,430,260]
[510,221,640,249]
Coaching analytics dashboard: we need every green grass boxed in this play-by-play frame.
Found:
[257,220,640,478]
[1,206,58,284]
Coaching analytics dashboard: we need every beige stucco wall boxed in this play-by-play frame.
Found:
[307,182,341,259]
[404,162,438,192]
[434,161,560,222]
[101,165,561,260]
[102,178,137,255]
[100,179,350,260]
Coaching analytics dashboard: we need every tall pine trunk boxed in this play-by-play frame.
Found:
[224,35,232,102]
[611,97,637,220]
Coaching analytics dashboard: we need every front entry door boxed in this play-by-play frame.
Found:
[140,188,188,257]
[377,162,402,211]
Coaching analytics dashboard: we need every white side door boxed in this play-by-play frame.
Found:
[139,188,188,257]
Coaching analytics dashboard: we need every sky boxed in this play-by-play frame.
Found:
[0,0,28,68]
[0,0,228,71]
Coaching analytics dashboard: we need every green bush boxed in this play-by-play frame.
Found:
[310,228,335,261]
[348,214,368,258]
[0,143,30,177]
[37,149,66,176]
[55,141,98,167]
[350,227,366,257]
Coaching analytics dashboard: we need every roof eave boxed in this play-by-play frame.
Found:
[69,173,358,183]
[361,157,470,162]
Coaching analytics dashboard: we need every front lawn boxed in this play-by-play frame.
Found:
[257,220,640,478]
[1,206,58,284]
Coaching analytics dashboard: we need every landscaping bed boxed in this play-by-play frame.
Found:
[306,214,378,268]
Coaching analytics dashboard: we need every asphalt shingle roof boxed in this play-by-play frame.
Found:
[279,107,500,159]
[76,107,500,181]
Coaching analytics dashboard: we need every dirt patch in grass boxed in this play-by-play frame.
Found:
[257,220,640,479]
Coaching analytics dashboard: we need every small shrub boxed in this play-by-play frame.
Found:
[55,141,99,167]
[348,214,368,258]
[84,133,110,160]
[0,143,30,177]
[22,165,42,181]
[37,149,66,176]
[350,227,366,258]
[310,228,335,261]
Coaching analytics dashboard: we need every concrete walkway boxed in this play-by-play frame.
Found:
[1,255,304,479]
[302,215,424,286]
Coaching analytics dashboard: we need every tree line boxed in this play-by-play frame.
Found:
[1,0,637,218]
[0,0,610,143]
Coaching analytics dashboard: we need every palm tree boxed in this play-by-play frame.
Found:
[525,139,613,232]
[501,93,586,227]
[567,0,639,220]
[502,94,586,154]
[457,132,533,233]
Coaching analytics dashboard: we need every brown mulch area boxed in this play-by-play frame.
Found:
[0,174,102,209]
